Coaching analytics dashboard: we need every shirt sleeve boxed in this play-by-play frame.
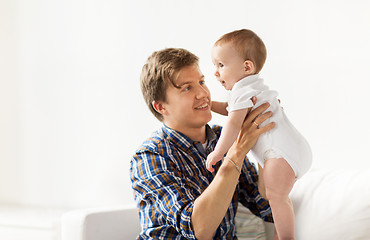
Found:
[130,149,196,239]
[227,87,258,112]
[238,158,273,222]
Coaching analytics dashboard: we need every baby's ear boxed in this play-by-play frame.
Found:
[243,60,256,74]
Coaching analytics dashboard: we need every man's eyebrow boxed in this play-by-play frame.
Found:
[176,75,205,87]
[176,81,191,87]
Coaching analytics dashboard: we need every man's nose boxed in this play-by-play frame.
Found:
[196,85,209,99]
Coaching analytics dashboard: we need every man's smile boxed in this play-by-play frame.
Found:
[195,102,209,110]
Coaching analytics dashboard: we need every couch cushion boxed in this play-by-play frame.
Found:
[291,168,370,240]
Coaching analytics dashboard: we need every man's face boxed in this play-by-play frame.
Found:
[160,64,212,133]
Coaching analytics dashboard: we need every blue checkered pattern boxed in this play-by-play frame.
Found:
[130,124,272,239]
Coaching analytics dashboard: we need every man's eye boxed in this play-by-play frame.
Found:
[184,86,191,91]
[200,80,205,85]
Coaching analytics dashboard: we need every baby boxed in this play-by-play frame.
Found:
[206,29,312,240]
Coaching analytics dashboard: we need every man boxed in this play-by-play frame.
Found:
[130,48,275,239]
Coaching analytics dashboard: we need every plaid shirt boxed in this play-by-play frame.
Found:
[130,124,272,240]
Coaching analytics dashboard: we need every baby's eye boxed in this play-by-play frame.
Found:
[218,63,224,68]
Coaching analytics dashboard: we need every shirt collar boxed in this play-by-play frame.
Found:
[161,124,217,150]
[232,73,261,91]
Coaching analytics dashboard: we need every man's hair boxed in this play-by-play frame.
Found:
[140,48,199,122]
[215,29,267,73]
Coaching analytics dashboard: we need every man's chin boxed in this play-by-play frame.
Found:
[193,117,212,128]
[207,115,212,124]
[200,115,212,126]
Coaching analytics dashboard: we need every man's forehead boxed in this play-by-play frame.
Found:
[174,65,204,86]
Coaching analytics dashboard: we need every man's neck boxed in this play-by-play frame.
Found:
[185,126,207,143]
[165,123,207,143]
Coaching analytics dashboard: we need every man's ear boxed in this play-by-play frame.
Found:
[243,60,256,75]
[152,100,167,115]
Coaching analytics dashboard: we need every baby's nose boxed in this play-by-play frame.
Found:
[214,70,219,77]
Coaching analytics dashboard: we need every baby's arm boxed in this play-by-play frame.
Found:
[206,108,250,172]
[211,101,228,116]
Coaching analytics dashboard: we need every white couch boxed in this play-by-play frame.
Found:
[61,206,141,240]
[61,168,370,240]
[290,168,370,240]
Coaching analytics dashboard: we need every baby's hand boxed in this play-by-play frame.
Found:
[206,151,224,172]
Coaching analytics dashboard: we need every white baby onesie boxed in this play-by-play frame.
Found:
[228,74,312,178]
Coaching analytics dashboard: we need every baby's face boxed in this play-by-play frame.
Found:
[211,42,248,90]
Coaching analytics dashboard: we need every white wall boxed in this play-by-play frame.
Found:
[0,0,20,204]
[1,0,370,209]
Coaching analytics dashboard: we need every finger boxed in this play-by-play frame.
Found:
[244,107,252,120]
[251,96,257,105]
[206,161,214,172]
[255,111,273,125]
[258,122,275,134]
[247,102,270,122]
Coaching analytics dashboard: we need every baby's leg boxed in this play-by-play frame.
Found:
[257,163,267,199]
[264,158,296,240]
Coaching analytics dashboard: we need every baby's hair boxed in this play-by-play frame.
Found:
[215,29,267,73]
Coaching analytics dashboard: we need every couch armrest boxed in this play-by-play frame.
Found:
[61,205,140,240]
